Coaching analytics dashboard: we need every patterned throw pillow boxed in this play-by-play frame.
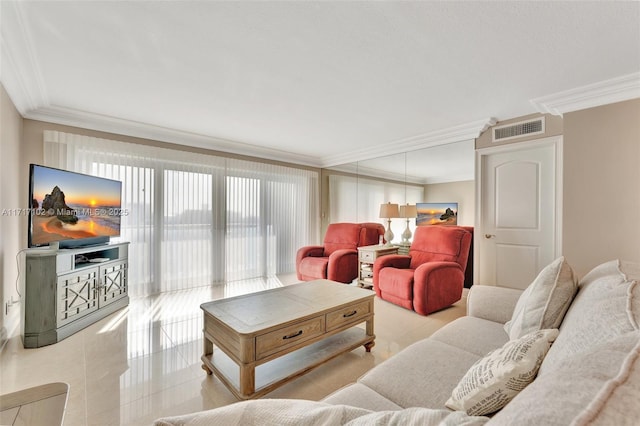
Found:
[446,329,559,416]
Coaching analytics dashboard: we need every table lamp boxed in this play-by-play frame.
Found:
[399,204,418,243]
[379,202,399,246]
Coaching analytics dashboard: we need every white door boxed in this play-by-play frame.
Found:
[476,137,562,289]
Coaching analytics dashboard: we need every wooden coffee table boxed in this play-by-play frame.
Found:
[200,279,375,400]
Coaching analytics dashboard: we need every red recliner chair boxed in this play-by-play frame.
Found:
[296,222,384,284]
[373,226,472,315]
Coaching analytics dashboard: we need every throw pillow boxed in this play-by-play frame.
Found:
[446,328,559,416]
[504,256,577,340]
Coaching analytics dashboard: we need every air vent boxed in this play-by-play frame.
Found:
[492,118,545,142]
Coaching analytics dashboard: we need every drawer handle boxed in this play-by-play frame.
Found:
[343,310,357,318]
[283,330,303,340]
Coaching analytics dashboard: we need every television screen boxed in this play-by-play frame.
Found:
[29,164,122,247]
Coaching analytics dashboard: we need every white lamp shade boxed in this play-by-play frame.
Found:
[379,202,399,219]
[399,204,417,218]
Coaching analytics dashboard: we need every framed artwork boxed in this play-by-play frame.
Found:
[416,203,458,226]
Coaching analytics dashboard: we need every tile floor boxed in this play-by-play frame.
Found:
[0,275,467,425]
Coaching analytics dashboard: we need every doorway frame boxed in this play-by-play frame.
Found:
[474,135,564,286]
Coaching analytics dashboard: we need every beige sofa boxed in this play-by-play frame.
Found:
[155,259,640,425]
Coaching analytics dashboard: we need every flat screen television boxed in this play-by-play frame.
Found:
[28,164,123,249]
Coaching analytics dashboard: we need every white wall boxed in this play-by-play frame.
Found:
[0,84,24,347]
[475,102,640,278]
[563,99,640,277]
[424,180,475,226]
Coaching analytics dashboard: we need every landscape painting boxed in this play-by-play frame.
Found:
[416,203,458,226]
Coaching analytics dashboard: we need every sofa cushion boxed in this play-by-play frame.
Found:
[446,329,558,416]
[539,260,640,375]
[467,285,523,324]
[490,331,640,426]
[321,383,403,411]
[504,256,577,340]
[358,339,481,409]
[431,316,509,357]
[378,268,414,300]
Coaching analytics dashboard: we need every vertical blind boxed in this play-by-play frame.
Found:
[43,131,319,296]
[328,174,424,243]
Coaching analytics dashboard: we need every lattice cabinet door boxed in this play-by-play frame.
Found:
[99,260,128,307]
[57,268,100,328]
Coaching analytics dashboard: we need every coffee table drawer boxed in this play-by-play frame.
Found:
[326,300,371,331]
[256,316,325,359]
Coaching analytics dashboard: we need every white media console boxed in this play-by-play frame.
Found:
[22,241,129,348]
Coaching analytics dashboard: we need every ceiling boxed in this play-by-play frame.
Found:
[1,1,639,176]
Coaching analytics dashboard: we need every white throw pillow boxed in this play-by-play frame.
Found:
[504,256,577,340]
[446,328,559,416]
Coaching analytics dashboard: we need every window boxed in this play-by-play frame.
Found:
[44,131,319,295]
[329,174,423,243]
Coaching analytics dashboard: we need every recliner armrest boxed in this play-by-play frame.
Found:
[373,254,411,271]
[296,246,326,279]
[413,261,462,282]
[296,245,325,260]
[466,285,523,324]
[327,248,357,261]
[412,261,465,315]
[327,249,358,283]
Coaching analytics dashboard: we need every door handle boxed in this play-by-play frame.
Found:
[484,234,496,239]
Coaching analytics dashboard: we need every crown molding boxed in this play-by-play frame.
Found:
[320,118,496,168]
[424,173,474,185]
[531,72,640,116]
[349,164,426,185]
[25,105,322,167]
[326,159,471,185]
[0,1,49,113]
[25,103,497,172]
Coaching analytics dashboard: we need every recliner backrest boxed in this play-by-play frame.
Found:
[322,222,385,256]
[323,223,363,255]
[359,222,385,246]
[409,226,471,271]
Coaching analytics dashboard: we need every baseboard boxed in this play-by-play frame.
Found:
[0,326,8,354]
[0,318,21,354]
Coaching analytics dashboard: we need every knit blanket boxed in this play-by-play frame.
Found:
[153,399,489,426]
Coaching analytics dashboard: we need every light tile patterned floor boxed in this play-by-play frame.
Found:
[0,275,467,426]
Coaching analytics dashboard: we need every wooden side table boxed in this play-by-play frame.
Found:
[397,242,411,255]
[357,244,399,289]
